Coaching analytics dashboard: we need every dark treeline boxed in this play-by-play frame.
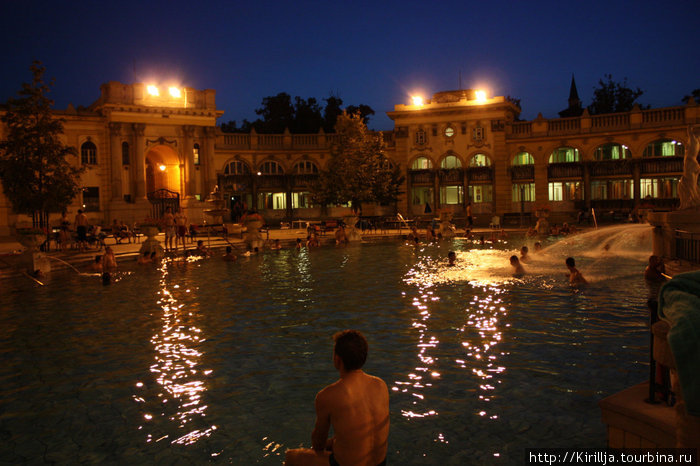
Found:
[220,93,375,134]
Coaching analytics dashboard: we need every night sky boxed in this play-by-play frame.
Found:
[2,0,698,130]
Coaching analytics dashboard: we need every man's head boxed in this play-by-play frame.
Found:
[510,255,519,266]
[521,246,529,255]
[333,330,368,371]
[565,257,576,268]
[448,251,456,265]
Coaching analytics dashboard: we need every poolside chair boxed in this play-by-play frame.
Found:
[489,215,500,229]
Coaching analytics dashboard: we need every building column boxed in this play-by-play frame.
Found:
[583,163,591,210]
[406,168,412,216]
[433,170,440,212]
[133,124,146,199]
[109,123,122,200]
[632,160,641,208]
[204,126,217,195]
[182,125,195,199]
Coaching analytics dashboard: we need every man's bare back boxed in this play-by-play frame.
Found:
[314,371,389,465]
[286,330,389,466]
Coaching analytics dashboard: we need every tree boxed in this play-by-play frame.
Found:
[291,96,323,133]
[322,95,344,133]
[254,92,295,133]
[311,112,404,212]
[588,74,646,114]
[682,89,700,104]
[345,104,375,126]
[0,61,84,230]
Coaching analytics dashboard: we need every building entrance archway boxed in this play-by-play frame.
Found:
[145,145,181,195]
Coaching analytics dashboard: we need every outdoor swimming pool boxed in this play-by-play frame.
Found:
[0,225,652,464]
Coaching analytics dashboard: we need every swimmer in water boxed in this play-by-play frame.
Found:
[565,257,588,285]
[447,251,456,266]
[510,255,525,277]
[520,246,530,263]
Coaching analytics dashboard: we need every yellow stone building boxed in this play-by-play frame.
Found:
[1,81,698,236]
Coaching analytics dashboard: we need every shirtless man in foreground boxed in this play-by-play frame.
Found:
[285,330,389,466]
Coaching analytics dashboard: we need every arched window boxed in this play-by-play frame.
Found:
[294,160,319,174]
[260,160,284,174]
[643,139,684,157]
[81,141,97,165]
[121,142,129,166]
[440,154,462,169]
[224,160,251,175]
[411,157,432,170]
[594,143,629,160]
[512,152,534,166]
[193,143,200,165]
[469,154,492,167]
[549,147,580,163]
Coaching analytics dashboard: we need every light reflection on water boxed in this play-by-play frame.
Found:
[0,227,652,464]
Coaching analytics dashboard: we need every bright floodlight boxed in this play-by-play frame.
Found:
[169,87,181,98]
[158,164,166,172]
[412,96,424,106]
[475,90,487,102]
[147,85,159,96]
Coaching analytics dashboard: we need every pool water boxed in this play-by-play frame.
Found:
[0,225,652,464]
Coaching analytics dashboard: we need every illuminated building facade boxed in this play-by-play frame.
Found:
[0,81,698,235]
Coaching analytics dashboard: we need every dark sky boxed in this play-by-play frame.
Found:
[2,0,698,130]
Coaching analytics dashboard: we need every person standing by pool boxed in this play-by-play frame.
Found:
[174,209,188,252]
[162,207,175,253]
[466,202,473,227]
[285,330,389,466]
[565,257,587,285]
[644,255,667,318]
[74,209,89,252]
[222,246,237,262]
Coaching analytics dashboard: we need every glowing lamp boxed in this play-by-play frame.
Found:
[169,87,181,98]
[158,164,166,172]
[411,96,424,106]
[475,90,487,102]
[147,85,159,96]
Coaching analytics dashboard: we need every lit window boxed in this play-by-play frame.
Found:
[440,155,462,169]
[257,192,287,210]
[411,187,433,205]
[292,192,312,208]
[193,144,200,165]
[640,177,679,198]
[468,185,492,203]
[548,181,582,201]
[440,186,463,204]
[469,154,491,167]
[512,183,536,202]
[594,143,629,160]
[260,161,284,175]
[411,157,432,170]
[224,160,251,175]
[294,160,319,174]
[81,141,97,165]
[512,152,534,166]
[549,147,580,163]
[643,139,684,157]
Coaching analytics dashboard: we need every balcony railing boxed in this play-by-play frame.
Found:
[467,166,493,182]
[291,174,319,188]
[256,174,287,189]
[548,163,583,179]
[410,170,433,185]
[439,169,463,183]
[510,165,535,180]
[640,156,683,175]
[548,117,580,135]
[590,160,632,177]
